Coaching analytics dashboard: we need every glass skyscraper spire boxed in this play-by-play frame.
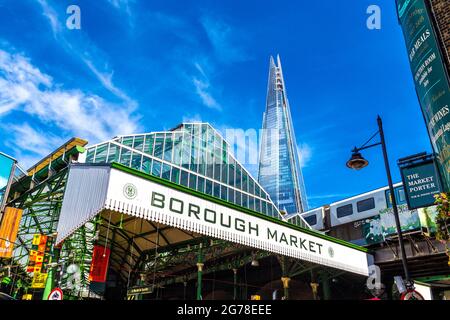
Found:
[258,55,308,215]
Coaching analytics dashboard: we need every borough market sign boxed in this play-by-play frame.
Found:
[56,163,373,276]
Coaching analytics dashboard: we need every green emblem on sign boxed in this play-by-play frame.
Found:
[123,183,137,199]
[400,160,442,209]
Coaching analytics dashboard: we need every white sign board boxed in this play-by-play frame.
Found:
[57,165,373,276]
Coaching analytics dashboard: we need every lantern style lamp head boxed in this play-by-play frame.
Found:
[346,148,369,170]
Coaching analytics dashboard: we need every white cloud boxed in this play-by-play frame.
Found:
[191,61,222,111]
[107,0,134,28]
[8,123,62,155]
[200,16,249,64]
[0,48,141,166]
[108,0,133,12]
[82,57,136,106]
[36,0,61,36]
[193,78,221,111]
[297,143,312,168]
[4,123,64,169]
[35,0,137,106]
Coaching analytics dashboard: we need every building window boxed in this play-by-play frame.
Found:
[173,134,183,166]
[131,152,141,170]
[163,134,173,162]
[386,188,407,207]
[154,134,165,159]
[261,201,267,215]
[181,133,191,170]
[142,157,152,174]
[205,179,213,195]
[242,194,248,208]
[255,184,261,198]
[190,135,198,172]
[119,148,131,167]
[180,170,189,187]
[214,163,221,182]
[143,134,154,155]
[249,196,255,211]
[198,144,206,175]
[255,199,261,213]
[171,167,180,184]
[122,137,133,148]
[161,163,171,181]
[248,179,255,196]
[241,172,248,193]
[357,198,375,213]
[189,173,197,190]
[86,148,95,163]
[304,215,317,226]
[133,136,144,151]
[197,176,205,193]
[221,161,228,185]
[336,204,353,218]
[151,160,162,178]
[268,205,273,217]
[235,166,242,190]
[213,182,220,198]
[95,144,108,163]
[107,144,119,163]
[228,156,235,187]
[220,185,227,201]
[229,188,236,203]
[235,191,242,206]
[206,151,214,179]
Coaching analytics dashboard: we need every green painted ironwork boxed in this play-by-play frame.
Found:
[1,146,96,299]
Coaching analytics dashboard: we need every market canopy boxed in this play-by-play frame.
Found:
[56,163,373,277]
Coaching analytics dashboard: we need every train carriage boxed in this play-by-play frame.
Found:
[288,183,435,247]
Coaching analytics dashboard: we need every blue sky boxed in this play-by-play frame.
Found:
[0,0,432,208]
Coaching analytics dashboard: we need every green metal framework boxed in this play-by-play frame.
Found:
[1,143,97,298]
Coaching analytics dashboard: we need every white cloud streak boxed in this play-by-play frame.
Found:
[36,0,61,36]
[36,0,137,106]
[0,48,141,165]
[83,58,136,107]
[192,62,221,111]
[193,78,221,111]
[200,16,249,64]
[297,143,312,168]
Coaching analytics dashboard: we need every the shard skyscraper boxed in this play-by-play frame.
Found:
[258,55,308,215]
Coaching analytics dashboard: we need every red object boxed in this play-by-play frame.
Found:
[366,297,381,300]
[400,290,425,300]
[48,288,63,300]
[88,245,111,282]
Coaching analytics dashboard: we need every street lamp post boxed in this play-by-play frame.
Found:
[346,115,412,288]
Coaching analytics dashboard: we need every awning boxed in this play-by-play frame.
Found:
[56,163,373,276]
